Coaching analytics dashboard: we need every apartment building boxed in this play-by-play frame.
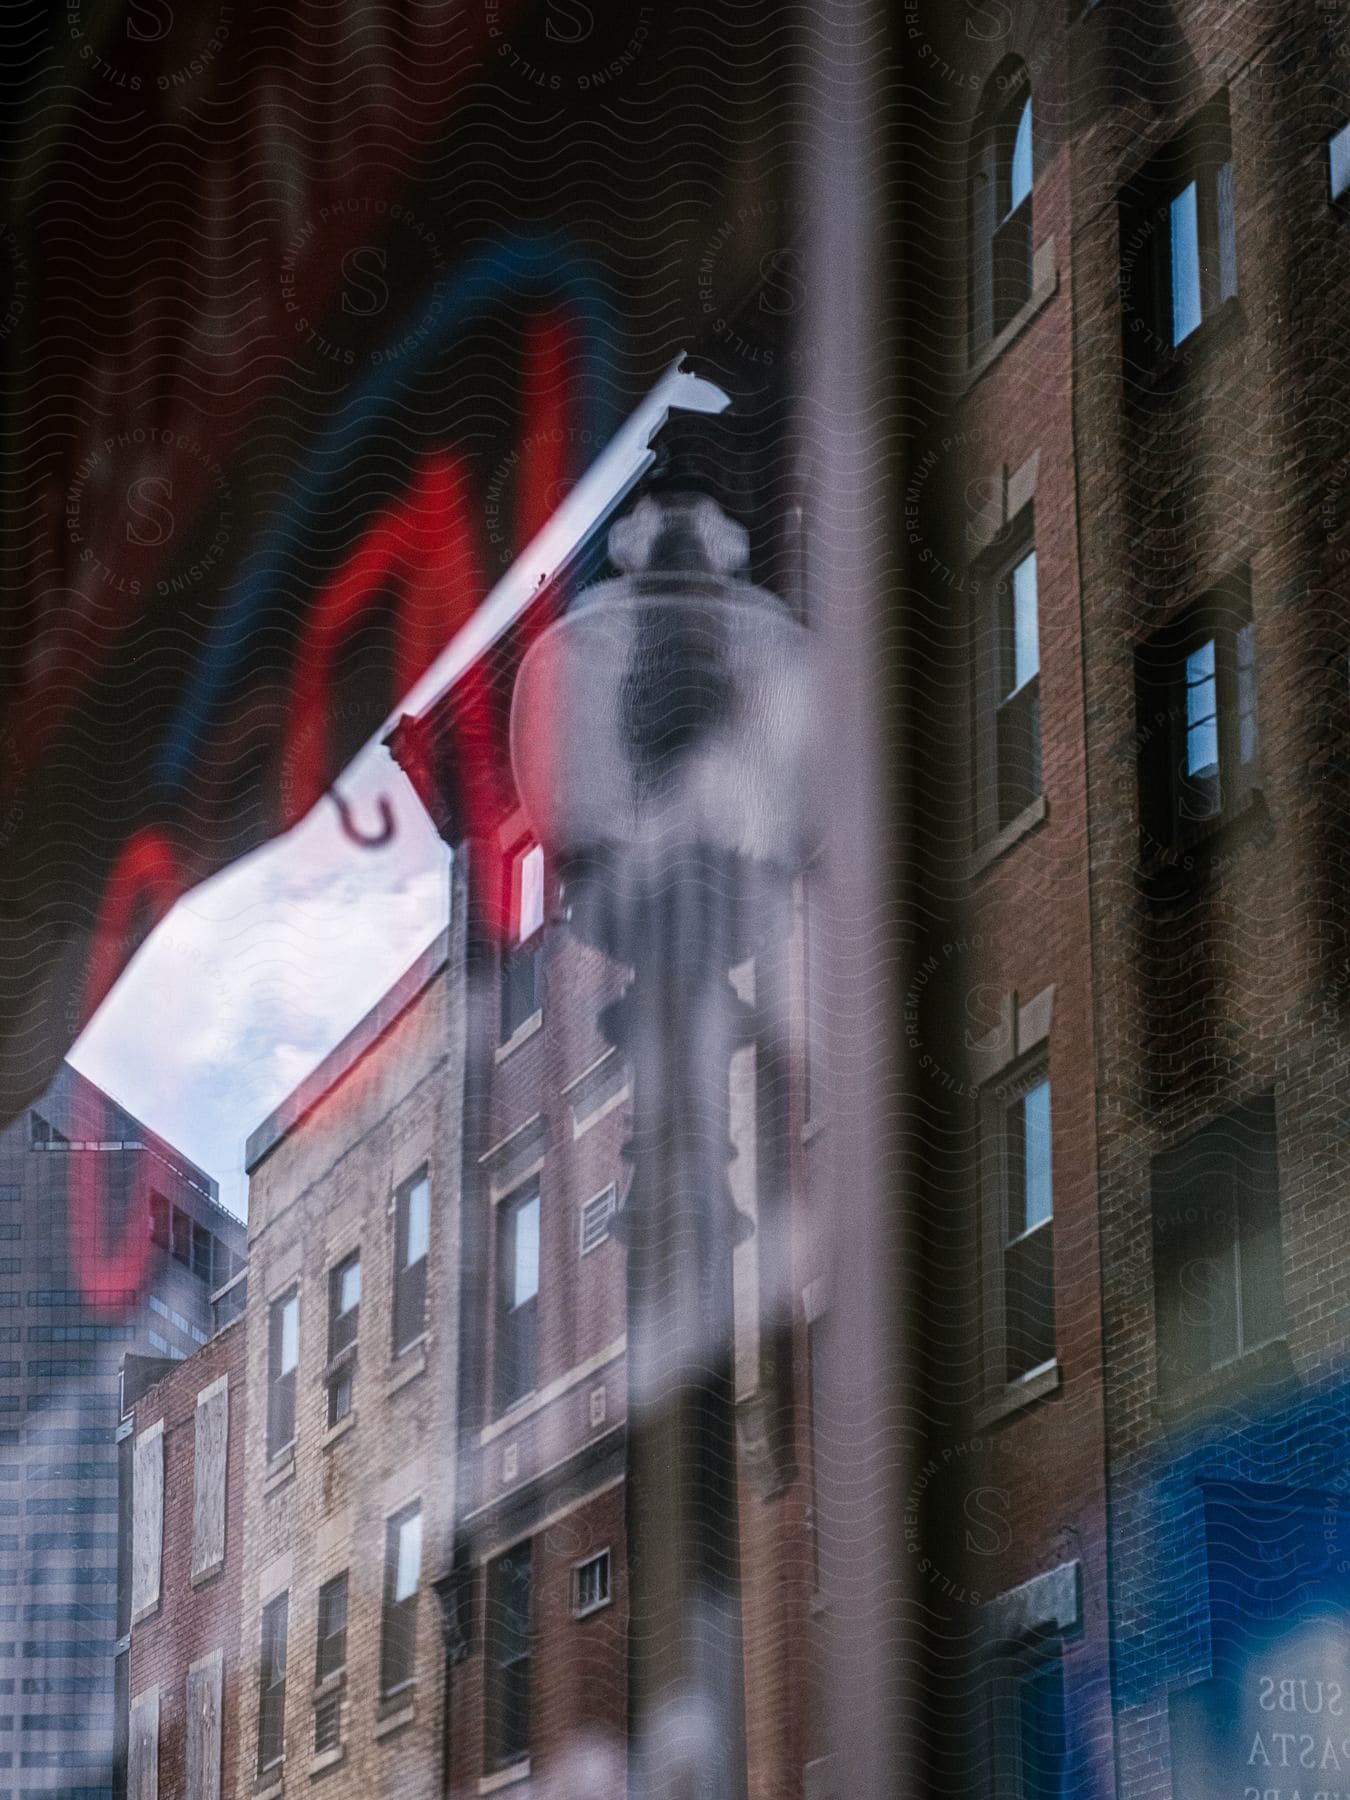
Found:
[231,916,464,1800]
[0,1062,240,1800]
[895,2,1350,1796]
[119,1319,246,1800]
[1068,5,1350,1798]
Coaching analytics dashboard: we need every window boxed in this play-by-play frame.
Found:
[974,536,1042,842]
[970,69,1034,353]
[326,1254,360,1426]
[1152,1093,1283,1393]
[380,1505,421,1697]
[313,1573,347,1753]
[494,1189,540,1414]
[982,1068,1054,1387]
[986,1644,1067,1800]
[579,1187,617,1256]
[484,1544,531,1771]
[191,1222,211,1283]
[266,1290,299,1459]
[1332,121,1350,201]
[256,1593,288,1776]
[1135,590,1259,855]
[148,1198,168,1250]
[392,1175,428,1356]
[501,841,545,1040]
[1122,97,1236,358]
[171,1209,191,1268]
[572,1550,610,1618]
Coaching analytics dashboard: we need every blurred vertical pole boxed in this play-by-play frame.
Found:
[802,0,911,1797]
[603,850,752,1800]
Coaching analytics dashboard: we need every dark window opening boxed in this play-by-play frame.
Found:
[256,1592,288,1776]
[1135,583,1259,858]
[1121,95,1236,364]
[315,1573,347,1685]
[975,535,1043,844]
[986,1643,1067,1800]
[1152,1093,1283,1393]
[484,1543,531,1771]
[326,1255,360,1427]
[171,1210,191,1268]
[1001,1075,1055,1383]
[970,72,1034,355]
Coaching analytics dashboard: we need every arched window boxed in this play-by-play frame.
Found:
[970,72,1035,355]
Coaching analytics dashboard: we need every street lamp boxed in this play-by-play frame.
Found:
[510,486,817,1800]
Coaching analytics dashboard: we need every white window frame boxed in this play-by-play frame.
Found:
[572,1548,612,1619]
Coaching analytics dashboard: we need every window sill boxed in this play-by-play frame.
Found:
[374,1701,415,1740]
[479,1763,530,1795]
[495,1012,543,1063]
[263,1449,296,1497]
[574,1595,612,1621]
[962,247,1059,394]
[1156,1336,1295,1428]
[130,1598,160,1628]
[321,1412,356,1451]
[801,1117,823,1146]
[1128,293,1245,397]
[313,1671,345,1701]
[190,1557,225,1589]
[1136,788,1269,898]
[968,793,1048,878]
[255,1771,284,1800]
[308,1748,344,1779]
[808,1588,830,1618]
[973,1359,1061,1430]
[386,1341,428,1397]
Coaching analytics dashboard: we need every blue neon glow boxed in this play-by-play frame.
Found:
[157,234,617,793]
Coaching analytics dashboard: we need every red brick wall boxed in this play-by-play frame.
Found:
[129,1319,247,1800]
[447,1484,626,1798]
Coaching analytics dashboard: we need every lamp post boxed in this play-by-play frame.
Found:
[509,487,816,1800]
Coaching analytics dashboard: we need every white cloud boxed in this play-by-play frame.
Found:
[70,751,449,1221]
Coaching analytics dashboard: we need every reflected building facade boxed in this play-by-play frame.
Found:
[0,1062,242,1800]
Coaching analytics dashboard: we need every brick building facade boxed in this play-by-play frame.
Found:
[899,2,1350,1796]
[120,1319,246,1800]
[390,358,830,1797]
[231,912,465,1800]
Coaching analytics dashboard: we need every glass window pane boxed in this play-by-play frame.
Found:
[514,1197,540,1308]
[405,1178,429,1267]
[517,844,544,943]
[1011,552,1039,691]
[1332,121,1350,201]
[338,1260,360,1316]
[1185,640,1219,776]
[1186,718,1219,779]
[395,1511,422,1603]
[1009,99,1033,213]
[1023,1080,1053,1230]
[279,1296,299,1375]
[1215,160,1237,302]
[1170,180,1202,343]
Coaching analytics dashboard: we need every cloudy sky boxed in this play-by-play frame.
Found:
[69,745,449,1220]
